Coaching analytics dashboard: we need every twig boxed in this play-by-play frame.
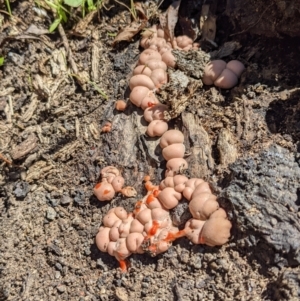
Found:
[8,95,14,116]
[0,151,25,169]
[157,0,165,9]
[57,24,78,74]
[0,153,12,165]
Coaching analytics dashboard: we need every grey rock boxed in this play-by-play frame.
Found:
[170,201,192,228]
[13,181,30,198]
[272,269,300,299]
[55,263,63,271]
[84,247,91,256]
[74,189,85,206]
[61,195,73,205]
[223,144,300,264]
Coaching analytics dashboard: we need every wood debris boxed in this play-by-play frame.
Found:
[113,20,147,45]
[10,134,38,160]
[159,0,181,45]
[113,1,148,45]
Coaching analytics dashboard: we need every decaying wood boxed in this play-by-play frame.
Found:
[26,161,54,183]
[71,10,98,35]
[182,112,214,178]
[160,69,201,120]
[91,43,101,82]
[10,134,38,160]
[217,128,238,167]
[58,24,78,74]
[22,94,38,122]
[52,141,80,161]
[174,49,210,79]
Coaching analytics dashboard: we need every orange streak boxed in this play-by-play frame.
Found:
[95,183,101,189]
[103,189,110,195]
[147,244,157,255]
[146,194,155,204]
[153,189,160,197]
[145,181,154,191]
[199,236,205,244]
[133,200,143,216]
[148,220,159,236]
[164,230,186,242]
[147,102,156,108]
[118,260,128,272]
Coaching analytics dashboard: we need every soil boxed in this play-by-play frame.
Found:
[1,0,300,300]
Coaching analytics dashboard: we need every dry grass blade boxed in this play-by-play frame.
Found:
[134,2,147,20]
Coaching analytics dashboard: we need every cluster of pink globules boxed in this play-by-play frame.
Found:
[129,25,199,137]
[94,131,231,272]
[94,25,245,271]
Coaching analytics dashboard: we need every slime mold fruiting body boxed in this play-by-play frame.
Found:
[94,24,244,271]
[202,59,245,89]
[95,131,232,271]
[94,166,137,201]
[129,24,200,138]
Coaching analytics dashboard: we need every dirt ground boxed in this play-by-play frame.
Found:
[0,0,300,300]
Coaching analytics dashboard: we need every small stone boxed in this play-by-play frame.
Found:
[92,213,101,222]
[55,271,61,279]
[217,259,229,271]
[84,247,91,256]
[30,184,37,192]
[80,177,87,183]
[191,256,202,269]
[115,287,128,301]
[55,263,63,271]
[57,285,66,293]
[156,258,164,272]
[74,189,85,206]
[49,198,59,207]
[10,134,38,160]
[209,261,218,270]
[89,149,96,156]
[61,195,72,205]
[181,279,194,290]
[97,258,108,271]
[180,250,190,263]
[195,277,206,289]
[170,257,179,268]
[270,218,277,226]
[64,121,73,131]
[13,181,30,198]
[46,207,57,220]
[143,276,151,283]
